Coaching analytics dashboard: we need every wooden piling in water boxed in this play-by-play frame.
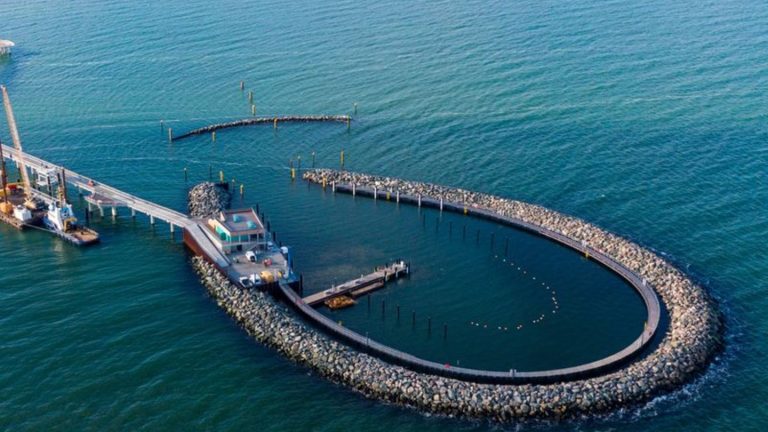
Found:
[168,128,173,143]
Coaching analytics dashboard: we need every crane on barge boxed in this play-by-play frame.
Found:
[1,85,40,211]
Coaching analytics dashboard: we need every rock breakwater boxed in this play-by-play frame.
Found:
[186,171,723,421]
[174,115,351,140]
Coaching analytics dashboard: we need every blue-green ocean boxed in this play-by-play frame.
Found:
[0,0,765,430]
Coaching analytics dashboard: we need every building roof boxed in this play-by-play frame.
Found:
[215,208,264,235]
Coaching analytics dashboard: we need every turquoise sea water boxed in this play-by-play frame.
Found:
[0,0,766,430]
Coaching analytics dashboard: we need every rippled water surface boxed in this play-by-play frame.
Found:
[0,0,766,430]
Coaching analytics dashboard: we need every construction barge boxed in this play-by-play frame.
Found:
[0,86,99,246]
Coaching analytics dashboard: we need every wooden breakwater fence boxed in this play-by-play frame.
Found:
[171,115,352,141]
[301,260,410,307]
[271,180,662,385]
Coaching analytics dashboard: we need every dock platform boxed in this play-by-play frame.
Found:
[303,260,410,307]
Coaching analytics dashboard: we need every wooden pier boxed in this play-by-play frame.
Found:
[303,260,409,307]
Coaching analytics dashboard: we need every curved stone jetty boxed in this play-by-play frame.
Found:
[187,171,723,421]
[174,115,351,140]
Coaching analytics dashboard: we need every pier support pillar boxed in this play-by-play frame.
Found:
[150,215,155,225]
[98,206,104,218]
[111,207,117,220]
[170,223,175,233]
[131,208,136,219]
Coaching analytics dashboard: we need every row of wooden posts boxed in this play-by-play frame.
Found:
[367,295,449,339]
[158,81,357,143]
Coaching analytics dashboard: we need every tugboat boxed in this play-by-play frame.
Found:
[43,169,99,246]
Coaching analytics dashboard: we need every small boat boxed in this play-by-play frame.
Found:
[44,200,99,246]
[325,296,357,310]
[42,169,99,246]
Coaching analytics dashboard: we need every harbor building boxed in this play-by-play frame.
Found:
[206,208,266,253]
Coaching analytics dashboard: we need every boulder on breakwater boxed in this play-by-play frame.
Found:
[188,182,231,218]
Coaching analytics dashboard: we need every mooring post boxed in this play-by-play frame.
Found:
[240,183,244,199]
[240,81,244,91]
[340,149,345,168]
[332,181,336,192]
[251,104,256,116]
[150,215,155,225]
[170,222,175,234]
[352,183,356,196]
[299,274,304,296]
[168,128,173,143]
[248,90,253,103]
[353,102,358,114]
[273,118,278,129]
[440,197,444,211]
[373,186,377,199]
[98,205,104,218]
[212,131,216,142]
[396,190,400,203]
[418,194,422,207]
[131,208,136,219]
[160,120,164,131]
